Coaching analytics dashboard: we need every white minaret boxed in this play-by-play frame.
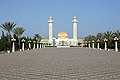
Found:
[72,16,78,46]
[48,16,53,46]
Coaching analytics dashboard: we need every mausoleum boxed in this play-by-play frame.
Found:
[40,16,83,47]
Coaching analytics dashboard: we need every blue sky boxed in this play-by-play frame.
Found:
[0,0,120,38]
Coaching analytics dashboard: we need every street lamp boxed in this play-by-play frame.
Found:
[21,39,25,51]
[114,37,119,51]
[11,38,16,52]
[28,40,32,50]
[37,41,39,49]
[92,40,95,49]
[97,39,100,49]
[88,41,91,48]
[33,41,36,49]
[104,38,108,50]
[85,41,88,48]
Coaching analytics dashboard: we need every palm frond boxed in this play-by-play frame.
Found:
[0,22,16,32]
[12,27,26,37]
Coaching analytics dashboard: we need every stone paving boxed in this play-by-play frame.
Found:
[0,48,120,80]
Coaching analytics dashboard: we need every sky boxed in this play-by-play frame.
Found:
[0,0,120,38]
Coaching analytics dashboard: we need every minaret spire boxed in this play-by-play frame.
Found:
[72,16,78,45]
[48,16,53,46]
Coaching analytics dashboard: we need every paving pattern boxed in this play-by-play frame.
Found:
[0,48,120,80]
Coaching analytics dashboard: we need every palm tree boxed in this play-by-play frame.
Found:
[84,35,96,42]
[34,34,42,42]
[103,31,114,39]
[84,35,96,48]
[0,22,16,50]
[103,31,114,49]
[13,27,26,38]
[114,30,120,38]
[12,27,26,49]
[96,33,103,40]
[0,22,16,42]
[114,30,120,50]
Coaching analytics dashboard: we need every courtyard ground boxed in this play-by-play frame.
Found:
[0,48,120,80]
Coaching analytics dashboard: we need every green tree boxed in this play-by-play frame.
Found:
[113,30,120,50]
[103,31,114,49]
[84,35,96,42]
[96,33,103,40]
[0,22,16,50]
[12,27,26,49]
[0,22,16,41]
[1,31,5,51]
[84,35,96,47]
[96,33,104,48]
[114,30,120,38]
[34,34,42,42]
[103,31,114,39]
[84,30,119,50]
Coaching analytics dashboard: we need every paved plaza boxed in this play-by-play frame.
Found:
[0,48,120,80]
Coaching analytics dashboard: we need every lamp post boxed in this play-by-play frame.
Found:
[114,37,118,52]
[40,43,42,48]
[104,38,108,50]
[43,43,45,48]
[88,41,91,48]
[97,39,100,49]
[21,39,25,51]
[85,41,88,48]
[33,41,36,49]
[11,38,16,52]
[28,40,31,50]
[92,40,95,49]
[37,41,39,49]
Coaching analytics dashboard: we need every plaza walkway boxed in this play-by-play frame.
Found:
[0,48,120,80]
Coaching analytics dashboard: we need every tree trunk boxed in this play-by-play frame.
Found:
[7,32,11,51]
[18,36,21,49]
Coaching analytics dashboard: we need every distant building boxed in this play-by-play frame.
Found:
[41,16,83,47]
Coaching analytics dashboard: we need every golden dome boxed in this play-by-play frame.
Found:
[58,32,68,38]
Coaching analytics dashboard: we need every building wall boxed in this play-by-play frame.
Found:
[41,38,84,46]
